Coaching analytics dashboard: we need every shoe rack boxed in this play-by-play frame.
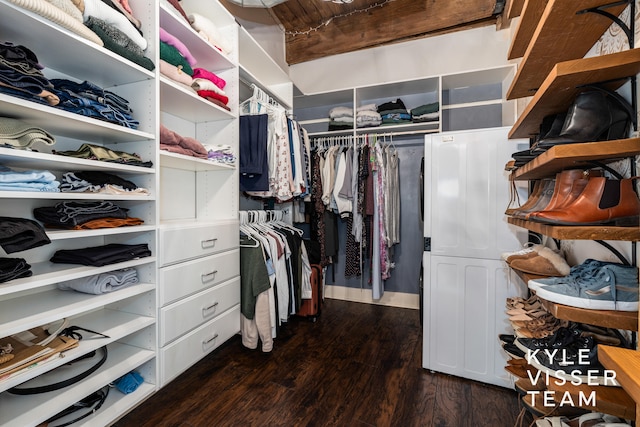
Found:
[506,0,640,421]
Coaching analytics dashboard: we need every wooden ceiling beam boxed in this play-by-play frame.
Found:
[275,0,498,64]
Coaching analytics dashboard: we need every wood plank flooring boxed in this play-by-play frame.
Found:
[114,299,527,427]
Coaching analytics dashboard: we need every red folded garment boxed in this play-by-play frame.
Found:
[192,68,226,89]
[204,96,231,111]
[197,90,228,105]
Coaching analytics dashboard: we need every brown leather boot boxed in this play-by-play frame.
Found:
[533,177,640,225]
[529,170,602,220]
[512,179,556,219]
[505,179,545,216]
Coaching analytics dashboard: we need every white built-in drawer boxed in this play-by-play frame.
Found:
[160,304,240,385]
[159,249,239,306]
[159,276,240,345]
[159,220,239,266]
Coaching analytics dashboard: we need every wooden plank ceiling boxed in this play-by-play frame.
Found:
[270,0,500,64]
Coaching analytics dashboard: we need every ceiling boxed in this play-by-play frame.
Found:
[263,0,507,64]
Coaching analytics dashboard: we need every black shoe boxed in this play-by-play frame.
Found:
[515,325,582,354]
[533,90,632,151]
[498,334,516,345]
[502,342,525,359]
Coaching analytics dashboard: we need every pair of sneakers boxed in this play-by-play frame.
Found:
[528,259,639,311]
[535,412,630,427]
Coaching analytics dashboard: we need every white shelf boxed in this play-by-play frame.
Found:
[0,0,154,88]
[238,25,292,109]
[356,121,440,135]
[160,77,236,122]
[0,342,155,427]
[160,3,236,72]
[0,309,155,392]
[159,151,235,172]
[46,225,158,241]
[76,381,156,427]
[0,94,155,144]
[0,147,155,175]
[0,284,156,338]
[0,258,156,297]
[0,191,154,201]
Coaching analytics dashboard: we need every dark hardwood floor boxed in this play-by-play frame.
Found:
[115,299,527,427]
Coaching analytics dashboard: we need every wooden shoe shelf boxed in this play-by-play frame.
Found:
[510,270,638,330]
[506,0,630,100]
[509,49,640,140]
[599,345,640,422]
[504,0,640,420]
[547,380,637,421]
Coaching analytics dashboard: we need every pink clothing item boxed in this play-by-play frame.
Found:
[117,0,133,14]
[160,27,197,67]
[160,124,208,158]
[159,60,194,87]
[196,90,228,105]
[192,67,226,89]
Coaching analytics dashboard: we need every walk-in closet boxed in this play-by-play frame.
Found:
[0,0,639,426]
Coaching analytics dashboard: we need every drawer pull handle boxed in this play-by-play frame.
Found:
[202,302,219,315]
[201,238,218,249]
[203,333,219,345]
[201,270,218,283]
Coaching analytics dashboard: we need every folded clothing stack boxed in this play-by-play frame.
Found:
[0,257,32,283]
[59,170,149,195]
[188,12,233,56]
[0,42,59,106]
[34,201,143,230]
[82,0,154,70]
[411,102,439,123]
[356,104,381,128]
[57,268,139,294]
[204,144,236,165]
[192,68,229,110]
[50,78,139,129]
[0,165,60,192]
[0,116,55,150]
[377,98,411,126]
[328,106,353,131]
[0,216,50,254]
[53,142,153,168]
[160,124,209,158]
[50,243,151,266]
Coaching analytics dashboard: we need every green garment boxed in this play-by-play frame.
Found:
[159,41,193,76]
[240,237,271,319]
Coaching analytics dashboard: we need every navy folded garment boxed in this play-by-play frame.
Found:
[0,217,51,254]
[50,243,151,266]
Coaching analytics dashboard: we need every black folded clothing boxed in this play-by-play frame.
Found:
[0,257,32,283]
[0,217,51,254]
[73,171,138,191]
[34,201,129,228]
[50,243,151,267]
[377,98,407,113]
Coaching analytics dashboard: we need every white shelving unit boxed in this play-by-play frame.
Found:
[157,0,241,387]
[0,0,158,425]
[238,25,293,109]
[295,65,517,136]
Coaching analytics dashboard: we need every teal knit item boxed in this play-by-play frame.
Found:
[159,41,193,76]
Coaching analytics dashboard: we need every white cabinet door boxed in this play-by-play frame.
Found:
[425,127,527,259]
[424,255,526,388]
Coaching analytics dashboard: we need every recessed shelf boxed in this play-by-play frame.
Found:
[506,0,629,100]
[509,50,640,139]
[507,217,640,241]
[0,191,155,201]
[510,139,640,180]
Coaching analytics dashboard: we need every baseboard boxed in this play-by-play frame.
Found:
[324,285,420,310]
